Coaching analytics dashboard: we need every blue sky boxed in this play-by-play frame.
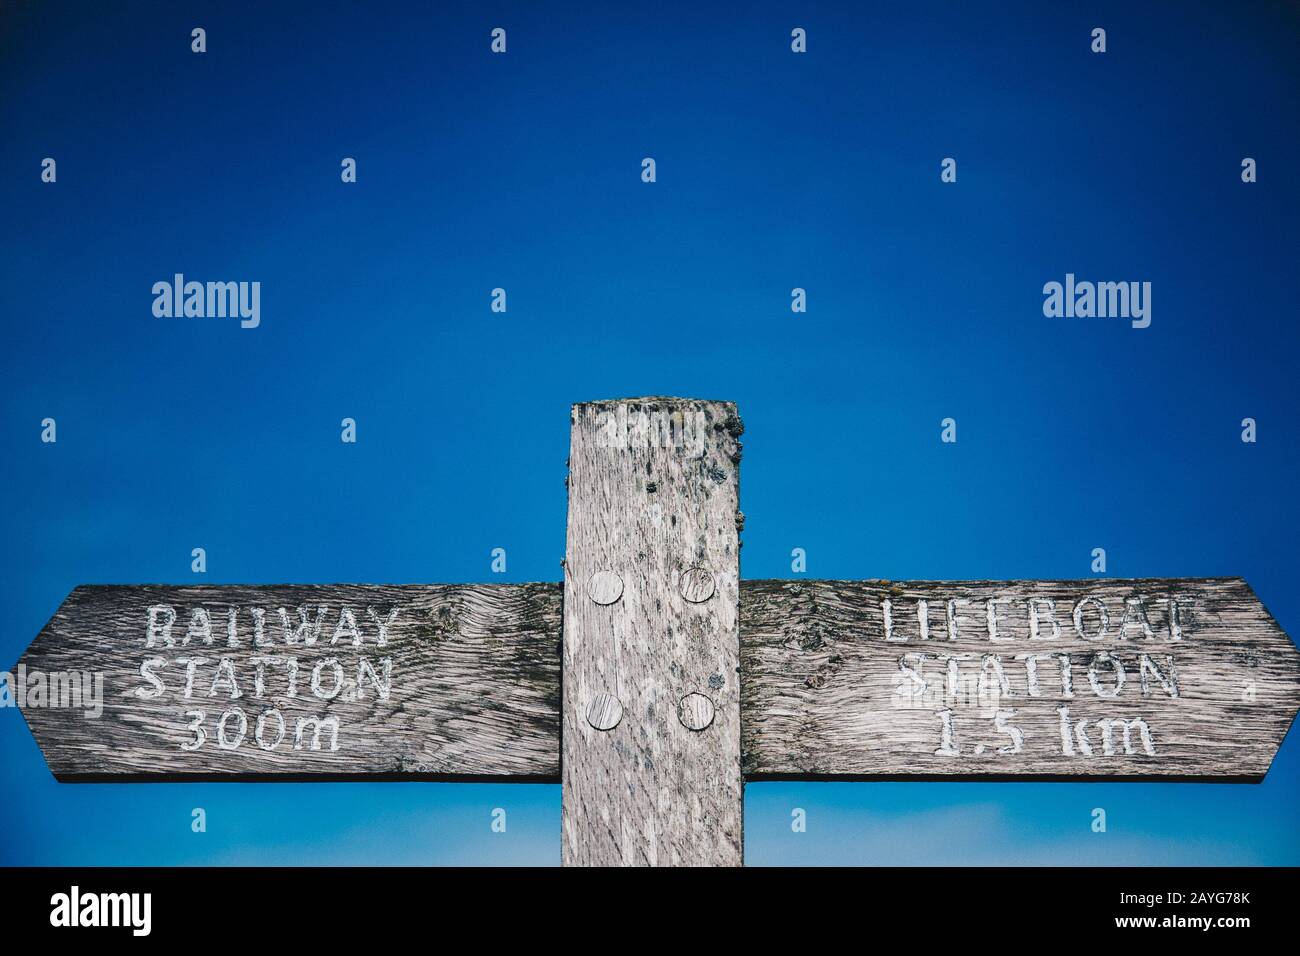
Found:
[1,0,1298,864]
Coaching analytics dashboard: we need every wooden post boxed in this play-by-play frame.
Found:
[561,398,744,866]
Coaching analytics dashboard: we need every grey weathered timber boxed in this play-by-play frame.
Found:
[16,584,560,781]
[741,577,1300,781]
[561,398,744,866]
[12,574,1300,785]
[11,396,1300,870]
[15,577,1300,785]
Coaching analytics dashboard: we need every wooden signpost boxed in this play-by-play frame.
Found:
[11,397,1300,865]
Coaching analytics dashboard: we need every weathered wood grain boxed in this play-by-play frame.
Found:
[741,577,1300,781]
[15,584,561,781]
[16,576,1298,787]
[561,398,744,866]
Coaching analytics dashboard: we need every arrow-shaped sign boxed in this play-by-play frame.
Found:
[11,584,561,781]
[741,577,1300,782]
[9,577,1299,782]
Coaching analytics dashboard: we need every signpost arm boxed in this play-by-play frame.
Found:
[561,398,744,866]
[741,577,1300,781]
[16,584,562,782]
